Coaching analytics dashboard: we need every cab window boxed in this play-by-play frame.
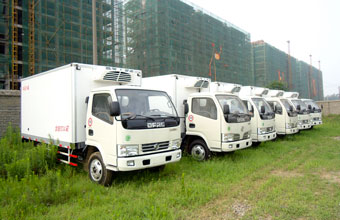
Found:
[92,93,113,124]
[192,98,217,120]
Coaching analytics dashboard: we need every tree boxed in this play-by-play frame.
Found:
[266,81,288,91]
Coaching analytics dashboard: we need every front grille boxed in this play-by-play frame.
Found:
[233,134,241,141]
[302,120,309,124]
[313,117,319,121]
[142,141,169,152]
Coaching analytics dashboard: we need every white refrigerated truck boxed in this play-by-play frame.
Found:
[301,99,322,126]
[282,92,312,130]
[264,90,299,135]
[21,63,182,185]
[237,86,277,143]
[143,75,252,161]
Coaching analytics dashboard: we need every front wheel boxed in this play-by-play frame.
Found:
[189,139,211,161]
[88,152,113,186]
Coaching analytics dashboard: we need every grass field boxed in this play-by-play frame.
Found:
[1,115,340,219]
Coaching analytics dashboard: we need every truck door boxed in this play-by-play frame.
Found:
[243,100,257,139]
[268,101,285,133]
[86,93,117,165]
[187,97,221,149]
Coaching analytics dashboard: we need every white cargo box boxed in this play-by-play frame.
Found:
[142,74,210,118]
[238,86,269,97]
[21,63,142,146]
[209,82,241,94]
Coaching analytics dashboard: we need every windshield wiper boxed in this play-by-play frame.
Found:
[149,114,179,119]
[121,113,155,121]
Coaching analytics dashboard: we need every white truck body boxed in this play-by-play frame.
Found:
[301,99,322,126]
[283,92,312,130]
[264,90,299,135]
[21,63,181,184]
[237,86,277,142]
[143,75,252,160]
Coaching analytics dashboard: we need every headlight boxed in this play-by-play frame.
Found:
[222,133,239,142]
[257,127,267,135]
[286,123,295,129]
[171,139,181,149]
[244,131,251,139]
[118,145,139,157]
[298,121,303,125]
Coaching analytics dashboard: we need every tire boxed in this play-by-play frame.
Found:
[189,139,211,161]
[252,141,261,147]
[88,152,113,186]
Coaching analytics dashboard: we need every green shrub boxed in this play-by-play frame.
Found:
[0,125,58,180]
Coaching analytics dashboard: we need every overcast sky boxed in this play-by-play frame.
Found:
[189,0,340,96]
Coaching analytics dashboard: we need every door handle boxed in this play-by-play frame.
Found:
[189,123,195,128]
[89,129,94,136]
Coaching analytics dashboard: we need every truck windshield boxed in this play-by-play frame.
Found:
[251,98,273,114]
[303,100,321,112]
[291,99,308,111]
[116,89,178,119]
[280,99,294,111]
[216,95,248,114]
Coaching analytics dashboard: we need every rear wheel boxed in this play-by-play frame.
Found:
[189,139,211,161]
[88,152,113,186]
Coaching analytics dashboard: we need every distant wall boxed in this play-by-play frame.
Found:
[316,100,340,116]
[0,90,21,138]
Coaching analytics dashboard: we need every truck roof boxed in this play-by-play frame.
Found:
[188,91,238,97]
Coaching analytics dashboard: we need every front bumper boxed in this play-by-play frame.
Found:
[285,127,299,134]
[221,138,252,152]
[116,149,181,171]
[253,132,277,142]
[298,123,311,130]
[312,120,322,125]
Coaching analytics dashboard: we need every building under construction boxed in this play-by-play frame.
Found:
[1,0,323,100]
[0,0,125,89]
[252,40,323,100]
[124,0,253,85]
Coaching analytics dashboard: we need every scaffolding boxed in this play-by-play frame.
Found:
[252,40,324,100]
[0,0,126,89]
[124,0,253,85]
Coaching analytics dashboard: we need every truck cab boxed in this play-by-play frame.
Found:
[143,75,252,161]
[237,86,277,143]
[283,92,312,130]
[302,99,322,126]
[264,90,299,135]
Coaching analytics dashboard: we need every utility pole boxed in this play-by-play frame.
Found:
[287,40,292,90]
[92,0,98,65]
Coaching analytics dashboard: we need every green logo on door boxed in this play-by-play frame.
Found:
[125,135,131,141]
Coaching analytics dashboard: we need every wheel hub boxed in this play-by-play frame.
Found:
[191,144,206,161]
[90,159,103,181]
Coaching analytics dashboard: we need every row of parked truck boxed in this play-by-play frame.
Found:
[20,63,322,185]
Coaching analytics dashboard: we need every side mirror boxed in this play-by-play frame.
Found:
[184,103,189,115]
[308,105,312,110]
[289,105,293,112]
[260,105,265,114]
[223,104,230,115]
[321,104,323,110]
[313,107,315,111]
[297,105,301,111]
[110,101,121,116]
[275,105,282,113]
